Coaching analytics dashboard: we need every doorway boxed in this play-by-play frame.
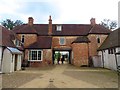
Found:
[14,54,18,71]
[53,50,71,65]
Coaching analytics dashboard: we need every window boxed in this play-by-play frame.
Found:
[29,50,42,61]
[114,48,116,53]
[21,35,24,43]
[59,37,65,45]
[56,25,62,31]
[97,38,100,43]
[15,40,21,47]
[108,49,114,54]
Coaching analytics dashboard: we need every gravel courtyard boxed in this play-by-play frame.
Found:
[2,64,118,88]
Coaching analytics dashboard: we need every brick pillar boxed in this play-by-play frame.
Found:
[28,17,34,26]
[90,18,96,26]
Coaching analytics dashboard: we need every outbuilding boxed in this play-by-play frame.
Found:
[98,28,120,70]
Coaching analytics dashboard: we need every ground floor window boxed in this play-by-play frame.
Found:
[29,50,42,61]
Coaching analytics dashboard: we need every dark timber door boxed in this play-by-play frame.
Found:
[14,54,17,71]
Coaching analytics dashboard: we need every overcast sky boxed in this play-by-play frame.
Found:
[0,0,119,24]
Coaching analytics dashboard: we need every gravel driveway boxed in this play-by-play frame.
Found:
[1,64,118,88]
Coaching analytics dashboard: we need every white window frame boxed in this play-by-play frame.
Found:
[59,37,66,45]
[56,25,62,31]
[28,50,43,61]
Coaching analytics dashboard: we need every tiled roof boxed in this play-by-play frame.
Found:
[0,26,16,47]
[52,24,92,36]
[13,24,111,36]
[13,25,38,34]
[98,28,120,50]
[26,36,52,49]
[89,24,111,34]
[72,36,90,43]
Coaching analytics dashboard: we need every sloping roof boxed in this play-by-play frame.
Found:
[89,25,111,34]
[98,28,120,50]
[26,36,52,49]
[13,25,38,34]
[0,26,16,47]
[72,36,90,43]
[7,47,22,54]
[13,24,110,36]
[52,24,92,36]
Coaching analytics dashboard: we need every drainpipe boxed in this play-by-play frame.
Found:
[87,43,90,67]
[115,53,118,70]
[1,46,5,72]
[102,50,104,68]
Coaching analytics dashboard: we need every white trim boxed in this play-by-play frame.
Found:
[56,25,62,31]
[28,49,43,61]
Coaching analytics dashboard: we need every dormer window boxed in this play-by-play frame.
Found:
[56,25,62,31]
[21,35,25,44]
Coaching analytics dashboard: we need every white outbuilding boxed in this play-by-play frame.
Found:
[2,47,22,73]
[98,28,120,71]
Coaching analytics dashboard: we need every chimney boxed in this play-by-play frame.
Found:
[90,18,96,26]
[48,15,52,35]
[28,17,34,25]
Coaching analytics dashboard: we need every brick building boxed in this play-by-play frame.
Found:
[13,16,111,67]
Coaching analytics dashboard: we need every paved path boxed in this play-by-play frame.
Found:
[19,65,117,88]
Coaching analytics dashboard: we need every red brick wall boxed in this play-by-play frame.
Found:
[72,43,89,66]
[88,34,108,56]
[24,49,52,67]
[52,36,76,48]
[17,34,37,47]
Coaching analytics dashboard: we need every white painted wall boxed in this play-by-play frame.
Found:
[17,55,21,70]
[2,48,12,73]
[2,49,22,73]
[98,47,120,71]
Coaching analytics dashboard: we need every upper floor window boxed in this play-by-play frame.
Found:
[97,38,100,43]
[60,37,65,45]
[15,40,21,47]
[21,35,25,44]
[56,25,62,31]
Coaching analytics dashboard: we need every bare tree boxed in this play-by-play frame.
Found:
[1,19,23,30]
[101,19,117,30]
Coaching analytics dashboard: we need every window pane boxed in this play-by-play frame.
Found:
[97,38,100,43]
[38,51,41,60]
[32,51,37,60]
[21,35,24,43]
[57,25,62,31]
[60,38,65,45]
